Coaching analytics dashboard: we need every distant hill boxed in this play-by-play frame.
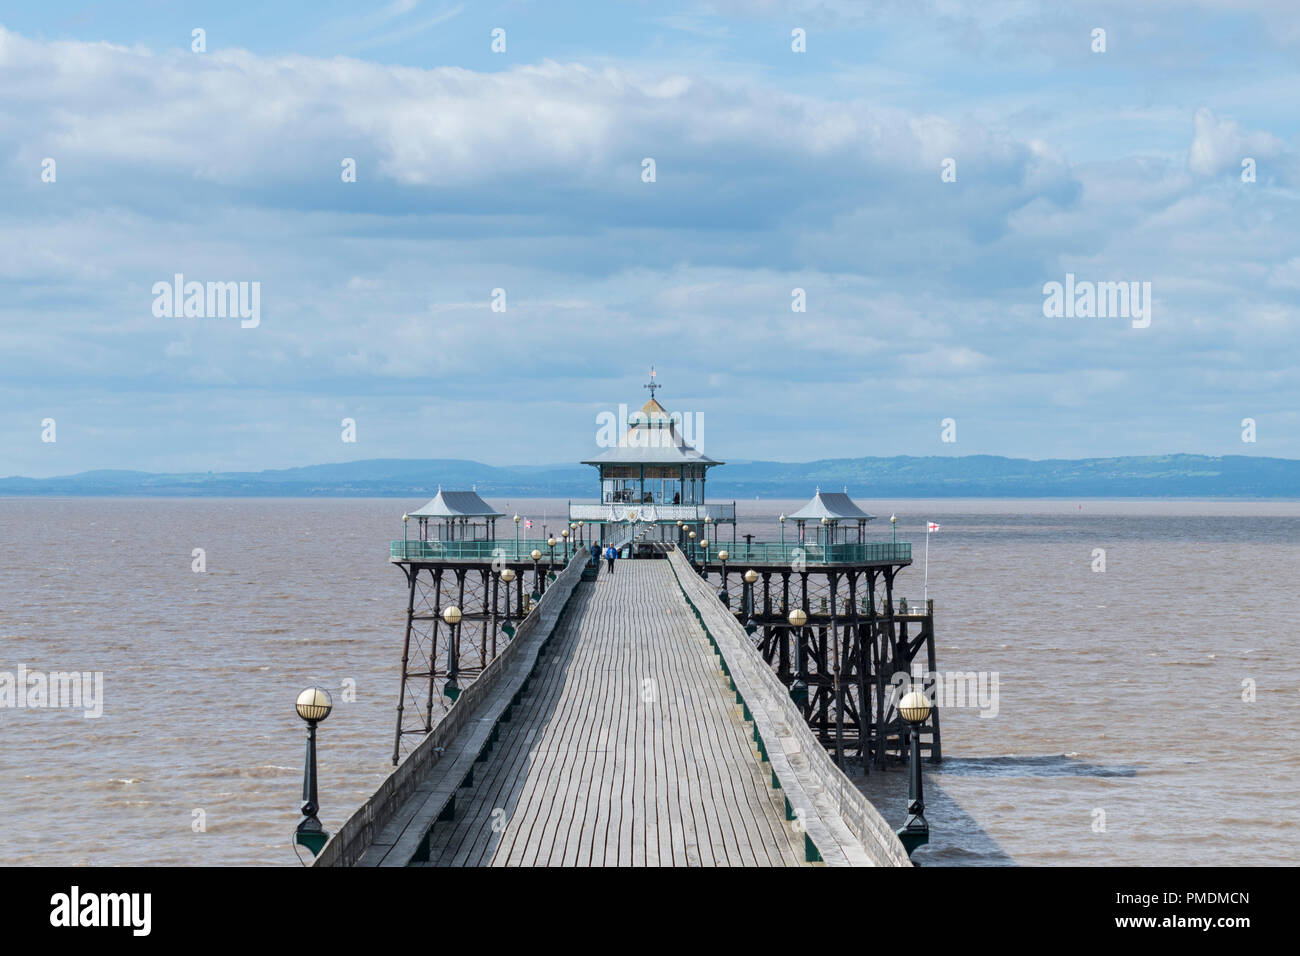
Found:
[1,454,1297,498]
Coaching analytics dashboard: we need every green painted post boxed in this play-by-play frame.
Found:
[804,834,823,863]
[294,831,328,856]
[438,796,456,821]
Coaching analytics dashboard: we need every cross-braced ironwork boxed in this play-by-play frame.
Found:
[391,558,532,765]
[707,560,942,772]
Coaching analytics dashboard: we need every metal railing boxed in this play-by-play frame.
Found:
[389,538,580,562]
[700,541,911,565]
[890,597,933,616]
[568,502,736,523]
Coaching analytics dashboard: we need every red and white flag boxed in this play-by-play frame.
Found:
[525,519,533,529]
[927,521,940,532]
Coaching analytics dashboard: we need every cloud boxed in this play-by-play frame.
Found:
[1,17,1299,474]
[1188,107,1284,177]
[0,27,1048,202]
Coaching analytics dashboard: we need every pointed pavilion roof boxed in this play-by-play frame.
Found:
[787,488,875,522]
[408,488,503,519]
[582,391,722,467]
[632,396,672,425]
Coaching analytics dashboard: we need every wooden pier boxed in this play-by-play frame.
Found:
[414,560,804,866]
[313,378,928,867]
[316,547,911,867]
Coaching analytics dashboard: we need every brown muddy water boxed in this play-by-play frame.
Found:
[0,497,1296,865]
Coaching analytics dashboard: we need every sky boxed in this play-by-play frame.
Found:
[2,0,1298,477]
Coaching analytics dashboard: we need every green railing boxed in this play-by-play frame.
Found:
[689,541,911,565]
[391,538,910,564]
[390,539,586,562]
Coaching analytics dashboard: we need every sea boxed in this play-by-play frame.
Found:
[0,497,1296,866]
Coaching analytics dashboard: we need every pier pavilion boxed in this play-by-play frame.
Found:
[328,374,942,868]
[569,379,736,546]
[405,488,501,542]
[786,488,876,545]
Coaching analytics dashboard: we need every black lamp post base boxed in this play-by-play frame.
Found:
[296,810,330,856]
[896,821,929,856]
[295,828,330,856]
[789,679,809,706]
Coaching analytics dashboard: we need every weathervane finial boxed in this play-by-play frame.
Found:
[644,365,661,400]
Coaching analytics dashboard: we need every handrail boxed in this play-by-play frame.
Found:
[313,549,589,867]
[568,502,736,521]
[666,548,912,867]
[390,538,577,562]
[708,541,911,565]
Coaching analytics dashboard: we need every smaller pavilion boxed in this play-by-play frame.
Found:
[785,488,876,546]
[406,488,503,542]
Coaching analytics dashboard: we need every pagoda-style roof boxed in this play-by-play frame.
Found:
[582,396,722,467]
[788,489,875,522]
[633,397,672,424]
[408,488,503,519]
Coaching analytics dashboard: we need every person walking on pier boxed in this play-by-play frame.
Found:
[604,545,617,574]
[589,540,601,570]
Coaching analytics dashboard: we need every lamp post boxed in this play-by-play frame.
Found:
[530,549,543,599]
[896,688,932,857]
[821,515,830,550]
[688,529,696,565]
[890,513,897,546]
[577,520,584,545]
[779,513,786,552]
[561,528,570,562]
[513,513,521,558]
[500,568,516,639]
[716,550,730,605]
[294,686,334,856]
[546,537,557,581]
[402,513,409,557]
[743,569,759,634]
[787,608,808,706]
[700,538,710,580]
[442,605,463,701]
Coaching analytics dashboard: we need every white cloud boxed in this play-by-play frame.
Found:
[1,21,1299,471]
[1188,107,1283,177]
[0,27,1036,195]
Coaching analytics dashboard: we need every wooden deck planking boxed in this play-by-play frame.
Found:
[414,560,806,867]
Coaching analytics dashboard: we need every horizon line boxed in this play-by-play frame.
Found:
[4,449,1293,483]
